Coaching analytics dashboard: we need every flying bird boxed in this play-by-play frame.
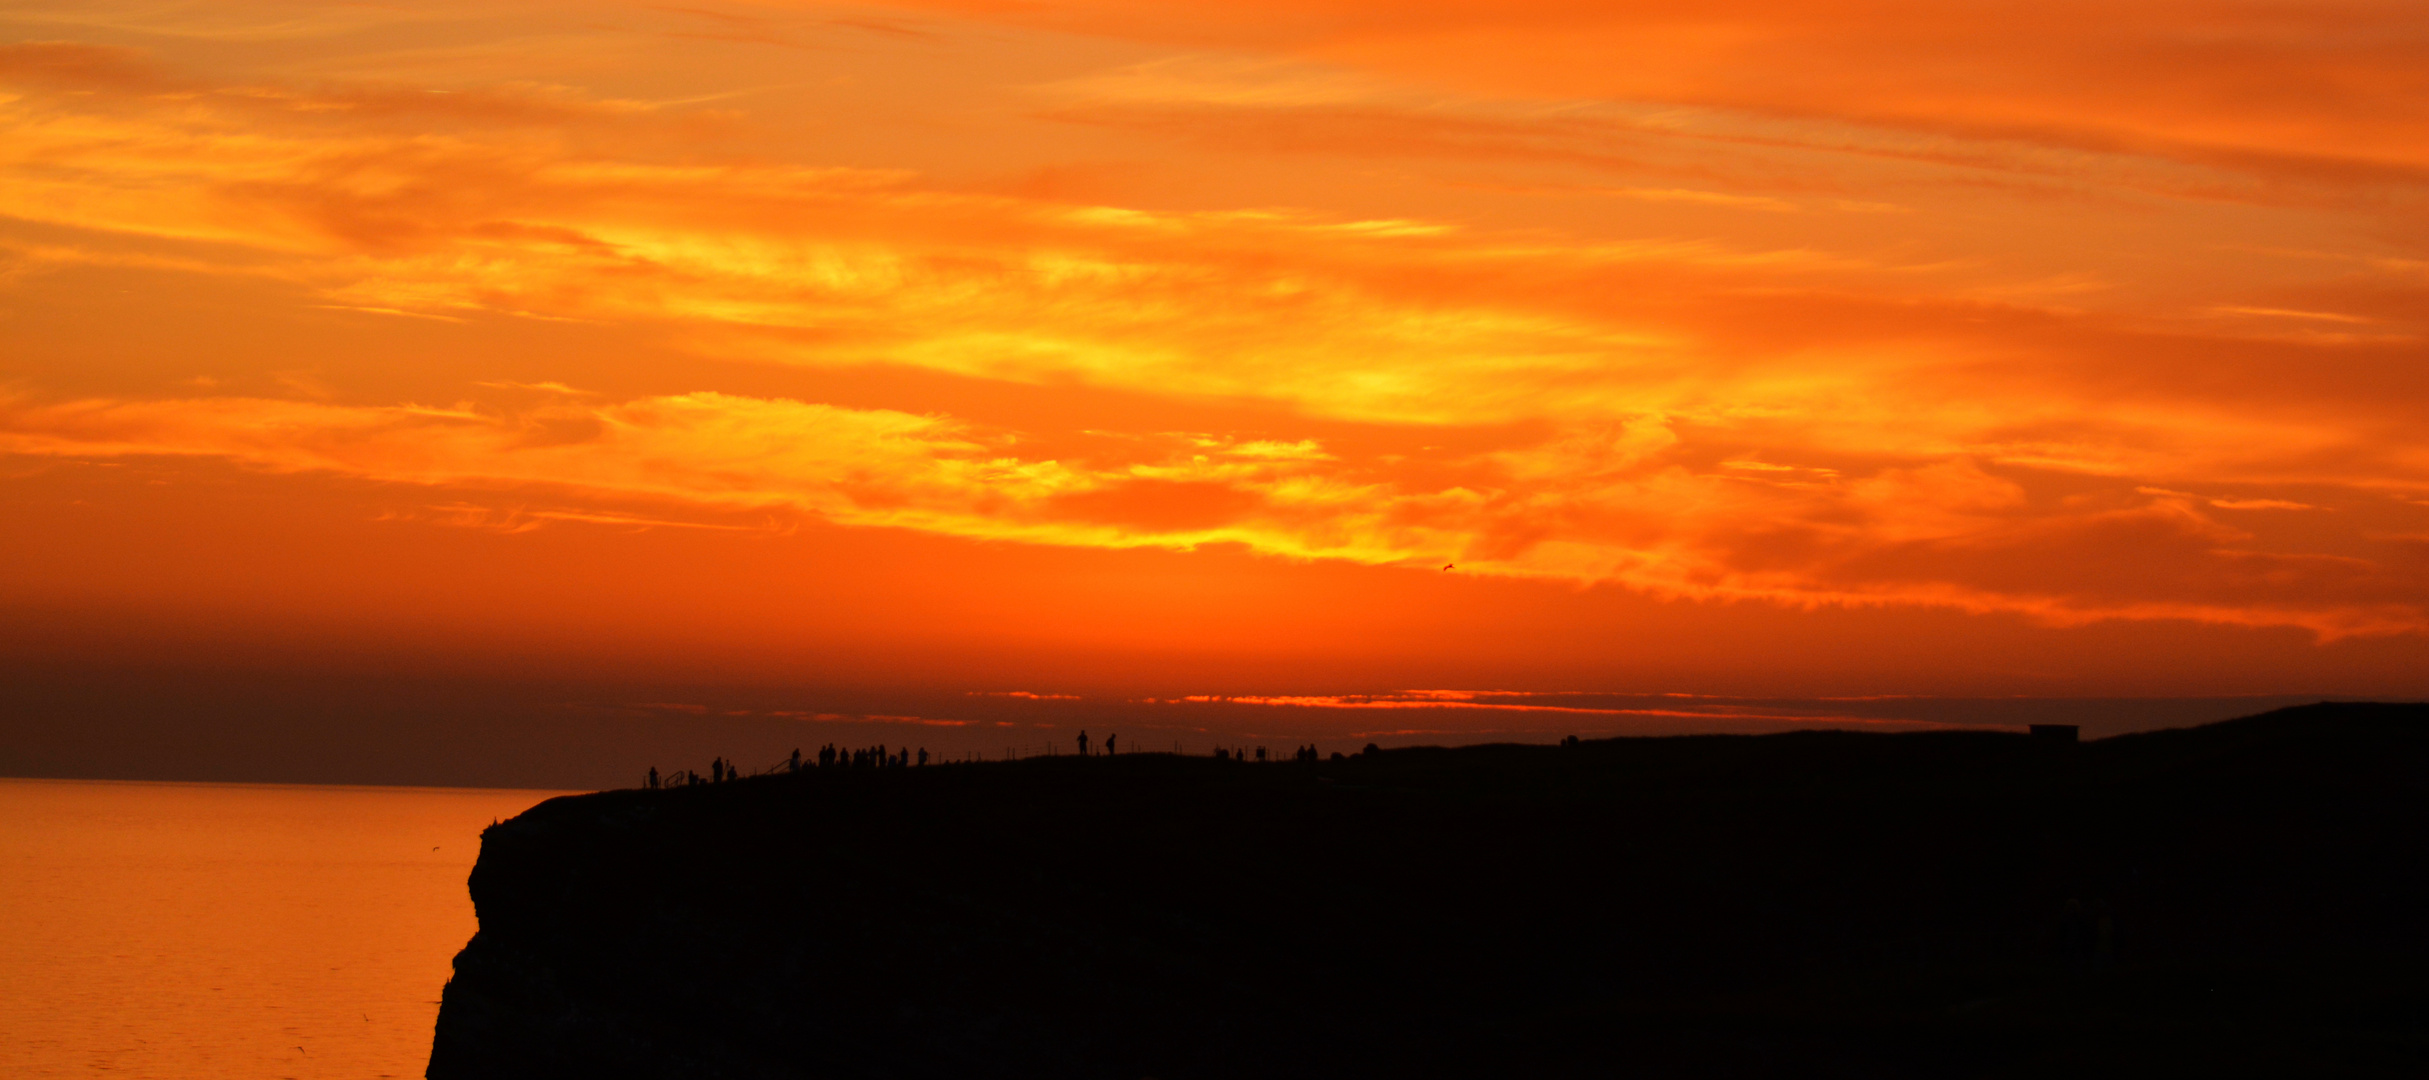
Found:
[1442,563,1454,571]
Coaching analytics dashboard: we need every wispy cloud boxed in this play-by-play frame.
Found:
[6,385,2423,638]
[2,1,2425,683]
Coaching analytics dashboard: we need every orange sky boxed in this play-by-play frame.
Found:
[3,1,2425,760]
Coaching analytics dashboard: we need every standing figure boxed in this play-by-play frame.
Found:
[1105,733,1117,756]
[1078,731,1090,756]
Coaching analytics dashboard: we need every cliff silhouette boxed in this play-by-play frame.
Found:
[427,703,2429,1078]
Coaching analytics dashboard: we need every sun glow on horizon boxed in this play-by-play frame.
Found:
[3,0,2426,712]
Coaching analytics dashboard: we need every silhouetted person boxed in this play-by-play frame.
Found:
[2058,898,2104,964]
[917,747,928,767]
[1078,731,1089,756]
[1106,733,1116,756]
[2095,899,2117,969]
[647,766,659,790]
[790,749,801,772]
[712,758,724,783]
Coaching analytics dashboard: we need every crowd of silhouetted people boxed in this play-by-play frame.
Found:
[1207,743,1346,762]
[645,743,933,789]
[641,734,1444,790]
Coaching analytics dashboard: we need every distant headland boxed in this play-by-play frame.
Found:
[428,702,2429,1078]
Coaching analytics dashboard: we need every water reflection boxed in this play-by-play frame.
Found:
[0,779,563,1079]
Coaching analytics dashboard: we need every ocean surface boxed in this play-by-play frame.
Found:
[0,779,567,1079]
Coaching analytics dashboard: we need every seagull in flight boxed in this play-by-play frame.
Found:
[1442,563,1455,570]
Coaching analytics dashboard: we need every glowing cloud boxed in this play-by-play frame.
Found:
[2,0,2425,698]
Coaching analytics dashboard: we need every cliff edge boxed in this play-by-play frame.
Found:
[429,703,2429,1078]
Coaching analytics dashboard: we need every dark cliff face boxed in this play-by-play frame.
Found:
[428,704,2429,1079]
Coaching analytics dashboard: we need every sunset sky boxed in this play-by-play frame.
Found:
[4,1,2426,778]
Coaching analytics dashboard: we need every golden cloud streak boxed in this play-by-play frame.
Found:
[4,387,2422,639]
[2,11,2426,653]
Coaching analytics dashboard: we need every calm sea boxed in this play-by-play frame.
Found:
[0,779,566,1079]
